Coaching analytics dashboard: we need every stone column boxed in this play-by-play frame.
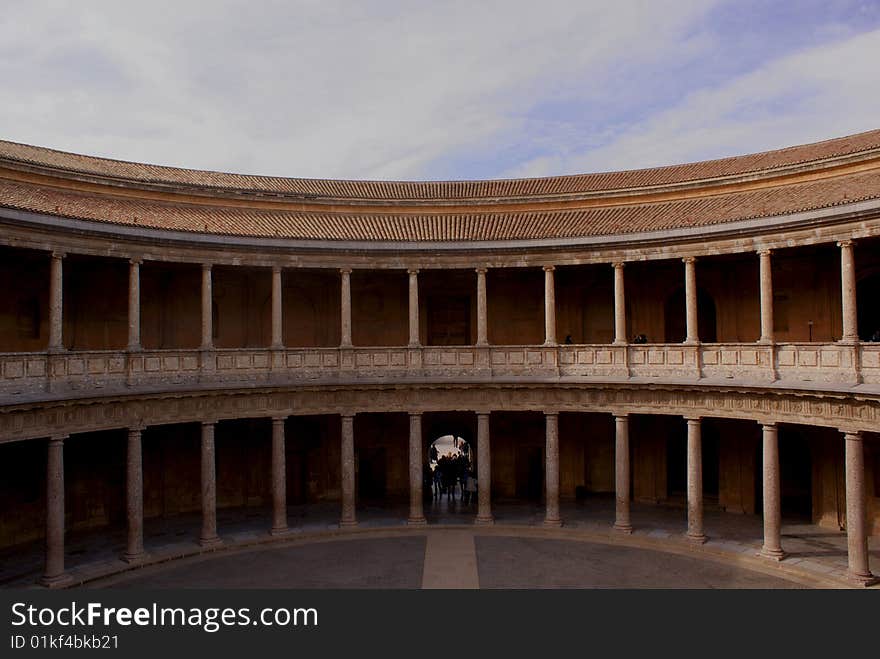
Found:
[838,240,858,343]
[41,434,69,586]
[475,412,494,525]
[684,256,699,344]
[340,414,357,526]
[844,431,875,584]
[476,268,488,346]
[685,417,707,543]
[340,269,352,348]
[544,412,562,526]
[543,265,556,346]
[758,250,774,344]
[270,416,288,535]
[48,252,64,352]
[408,269,420,347]
[612,262,626,345]
[123,427,145,562]
[759,423,785,560]
[408,412,426,525]
[271,266,283,349]
[199,421,221,547]
[200,264,213,350]
[613,415,632,533]
[127,258,142,351]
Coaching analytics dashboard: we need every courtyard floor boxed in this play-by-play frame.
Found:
[1,495,877,588]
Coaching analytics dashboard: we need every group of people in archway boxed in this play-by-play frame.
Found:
[425,444,477,504]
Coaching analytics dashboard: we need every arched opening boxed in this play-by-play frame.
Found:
[857,272,880,341]
[428,435,474,506]
[663,287,717,343]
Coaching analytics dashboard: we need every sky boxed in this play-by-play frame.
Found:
[2,0,880,181]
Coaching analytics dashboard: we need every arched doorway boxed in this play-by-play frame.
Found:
[428,435,473,506]
[663,287,717,343]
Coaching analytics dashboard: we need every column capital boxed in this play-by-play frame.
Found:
[201,419,217,428]
[272,265,282,274]
[128,423,145,435]
[340,412,356,421]
[271,415,287,425]
[339,267,352,275]
[51,250,66,260]
[682,256,697,265]
[407,268,419,276]
[544,410,559,418]
[542,265,555,273]
[613,412,629,420]
[684,416,702,424]
[48,433,68,444]
[475,267,488,274]
[612,261,625,270]
[408,411,422,419]
[842,430,863,441]
[129,257,143,266]
[837,239,855,249]
[201,262,213,272]
[761,421,778,430]
[475,410,491,419]
[757,248,773,258]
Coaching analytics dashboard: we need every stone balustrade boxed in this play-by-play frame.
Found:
[2,342,879,399]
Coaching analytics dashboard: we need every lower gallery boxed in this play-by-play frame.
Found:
[0,131,879,587]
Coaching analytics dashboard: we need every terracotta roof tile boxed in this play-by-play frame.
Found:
[2,129,880,200]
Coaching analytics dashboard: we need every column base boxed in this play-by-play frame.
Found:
[40,572,73,589]
[613,522,633,534]
[121,551,146,564]
[758,547,786,561]
[543,518,563,528]
[407,516,428,526]
[685,531,708,545]
[199,535,223,549]
[269,526,291,537]
[847,571,878,587]
[475,515,495,526]
[339,519,358,528]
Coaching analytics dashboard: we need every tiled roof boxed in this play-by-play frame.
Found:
[1,129,880,200]
[1,167,878,241]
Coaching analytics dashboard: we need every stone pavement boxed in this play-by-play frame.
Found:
[0,495,877,589]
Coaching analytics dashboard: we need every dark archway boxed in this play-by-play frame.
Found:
[857,272,880,341]
[663,287,717,343]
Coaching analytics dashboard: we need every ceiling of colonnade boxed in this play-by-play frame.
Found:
[2,130,880,242]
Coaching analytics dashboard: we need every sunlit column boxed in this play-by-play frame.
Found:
[685,417,706,543]
[271,266,283,349]
[340,269,352,348]
[127,258,142,351]
[475,412,494,525]
[684,256,699,344]
[340,414,357,526]
[201,264,213,350]
[613,414,632,533]
[612,262,626,345]
[408,269,420,347]
[199,421,221,547]
[270,416,288,535]
[838,240,858,343]
[41,434,69,586]
[543,265,556,346]
[476,268,488,346]
[123,427,145,562]
[844,431,875,584]
[758,250,774,344]
[759,423,785,560]
[48,252,64,352]
[408,412,426,525]
[544,412,562,526]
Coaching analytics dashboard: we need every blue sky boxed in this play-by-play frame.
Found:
[2,1,880,180]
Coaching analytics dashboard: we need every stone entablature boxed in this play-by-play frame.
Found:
[1,343,877,399]
[1,380,879,444]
